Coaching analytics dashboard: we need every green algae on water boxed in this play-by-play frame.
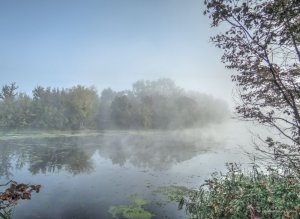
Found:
[129,194,149,206]
[109,205,153,219]
[153,185,194,204]
[108,195,154,219]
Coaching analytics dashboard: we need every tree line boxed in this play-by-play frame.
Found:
[0,79,228,130]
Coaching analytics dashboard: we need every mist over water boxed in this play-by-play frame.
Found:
[0,0,283,217]
[0,119,264,219]
[0,79,276,219]
[0,76,275,219]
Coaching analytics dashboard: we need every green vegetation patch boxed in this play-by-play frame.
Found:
[0,209,12,219]
[129,194,149,206]
[0,130,102,141]
[179,164,300,219]
[108,195,154,219]
[109,205,153,219]
[154,185,194,203]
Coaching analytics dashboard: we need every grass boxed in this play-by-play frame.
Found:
[179,163,300,219]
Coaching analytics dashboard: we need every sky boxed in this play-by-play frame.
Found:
[0,0,234,103]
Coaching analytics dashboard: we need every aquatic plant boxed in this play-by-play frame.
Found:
[108,194,154,219]
[154,185,193,204]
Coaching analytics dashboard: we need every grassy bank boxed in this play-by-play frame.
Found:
[180,164,300,219]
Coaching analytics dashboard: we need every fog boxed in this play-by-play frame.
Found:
[0,1,232,104]
[0,79,229,131]
[0,80,272,219]
[0,118,260,177]
[0,0,278,218]
[0,115,265,219]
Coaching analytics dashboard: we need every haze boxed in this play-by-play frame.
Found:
[0,0,232,104]
[0,1,258,219]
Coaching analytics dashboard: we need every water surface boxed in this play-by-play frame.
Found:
[0,121,256,218]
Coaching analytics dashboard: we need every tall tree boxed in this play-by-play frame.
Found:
[96,88,116,129]
[0,83,19,128]
[0,82,18,101]
[205,0,300,172]
[66,85,98,129]
[110,95,133,128]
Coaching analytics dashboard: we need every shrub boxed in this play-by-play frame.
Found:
[180,163,300,219]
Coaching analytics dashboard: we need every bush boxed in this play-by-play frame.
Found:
[180,164,300,219]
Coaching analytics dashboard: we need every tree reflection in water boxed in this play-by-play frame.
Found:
[97,131,216,170]
[0,146,14,180]
[0,137,95,178]
[0,130,218,178]
[0,131,220,219]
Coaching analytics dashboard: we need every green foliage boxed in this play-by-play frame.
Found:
[0,79,229,130]
[109,79,228,129]
[108,195,154,219]
[204,0,300,173]
[180,164,300,219]
[65,85,98,129]
[0,208,12,219]
[0,83,18,102]
[110,95,133,128]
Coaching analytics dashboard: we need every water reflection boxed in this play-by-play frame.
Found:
[0,137,95,178]
[97,131,216,170]
[0,131,218,178]
[0,126,250,219]
[26,138,94,175]
[0,145,14,179]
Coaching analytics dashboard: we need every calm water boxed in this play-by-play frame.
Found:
[0,120,257,219]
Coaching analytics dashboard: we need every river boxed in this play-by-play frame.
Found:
[0,119,264,219]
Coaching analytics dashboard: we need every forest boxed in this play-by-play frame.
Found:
[0,78,228,130]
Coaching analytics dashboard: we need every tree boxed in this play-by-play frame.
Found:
[13,93,34,128]
[0,82,18,101]
[132,78,182,98]
[31,86,67,129]
[96,88,116,129]
[66,85,98,129]
[0,80,229,130]
[204,0,300,173]
[110,95,133,128]
[0,83,20,128]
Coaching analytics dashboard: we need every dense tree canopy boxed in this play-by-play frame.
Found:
[0,79,228,130]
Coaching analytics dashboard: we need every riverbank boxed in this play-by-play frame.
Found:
[179,164,300,218]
